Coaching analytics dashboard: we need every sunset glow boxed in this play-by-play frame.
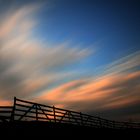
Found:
[0,0,140,122]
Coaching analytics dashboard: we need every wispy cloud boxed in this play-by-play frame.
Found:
[38,51,140,121]
[0,4,90,102]
[1,3,140,122]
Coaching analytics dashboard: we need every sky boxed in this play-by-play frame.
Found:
[0,0,140,122]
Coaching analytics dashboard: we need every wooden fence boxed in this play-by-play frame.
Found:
[0,97,140,129]
[0,106,13,122]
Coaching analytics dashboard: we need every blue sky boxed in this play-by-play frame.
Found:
[36,0,140,71]
[0,0,140,121]
[1,0,140,68]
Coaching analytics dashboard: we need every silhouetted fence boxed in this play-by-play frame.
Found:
[0,97,140,129]
[0,106,13,122]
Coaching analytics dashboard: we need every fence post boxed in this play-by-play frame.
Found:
[35,104,38,121]
[106,119,109,128]
[98,117,102,128]
[53,106,56,123]
[113,121,115,129]
[10,97,16,122]
[80,112,83,126]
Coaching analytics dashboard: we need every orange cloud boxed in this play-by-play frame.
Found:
[0,99,12,106]
[37,70,140,115]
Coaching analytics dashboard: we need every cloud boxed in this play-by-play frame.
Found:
[0,4,90,102]
[38,51,140,121]
[1,2,140,122]
[0,4,38,39]
[0,99,12,106]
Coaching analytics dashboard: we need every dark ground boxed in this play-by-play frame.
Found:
[0,121,140,138]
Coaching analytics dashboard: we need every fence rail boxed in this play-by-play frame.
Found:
[0,106,13,122]
[0,97,140,129]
